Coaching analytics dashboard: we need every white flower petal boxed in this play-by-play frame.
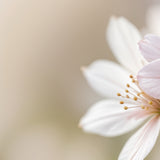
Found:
[83,60,130,98]
[80,100,147,137]
[119,116,160,160]
[107,17,143,74]
[139,34,160,62]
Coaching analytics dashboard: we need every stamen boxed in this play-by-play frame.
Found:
[148,101,153,105]
[141,105,145,109]
[127,85,139,95]
[125,89,129,93]
[124,106,128,110]
[120,101,124,104]
[129,75,133,78]
[124,105,142,110]
[137,93,141,96]
[133,96,138,101]
[118,77,160,114]
[126,84,130,88]
[132,79,136,83]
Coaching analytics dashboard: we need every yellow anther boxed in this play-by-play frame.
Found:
[117,93,121,96]
[141,92,145,94]
[120,101,124,104]
[124,106,128,110]
[137,93,141,96]
[126,84,130,88]
[141,105,145,109]
[146,107,149,110]
[125,89,129,93]
[126,95,130,98]
[129,75,133,78]
[132,79,136,83]
[133,96,138,101]
[148,101,153,105]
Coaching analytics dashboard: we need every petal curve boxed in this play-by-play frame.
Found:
[80,100,147,137]
[139,34,160,62]
[137,59,160,99]
[119,116,160,160]
[82,60,130,98]
[107,17,143,74]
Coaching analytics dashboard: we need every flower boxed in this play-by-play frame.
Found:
[138,34,160,99]
[80,17,160,160]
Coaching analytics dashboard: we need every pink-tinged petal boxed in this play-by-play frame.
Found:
[118,116,160,160]
[107,17,144,74]
[137,59,160,99]
[82,60,130,98]
[139,34,160,62]
[80,100,148,137]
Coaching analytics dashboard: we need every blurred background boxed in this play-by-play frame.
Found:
[0,0,160,159]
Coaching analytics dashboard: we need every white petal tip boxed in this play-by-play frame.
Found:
[80,66,86,72]
[78,123,82,128]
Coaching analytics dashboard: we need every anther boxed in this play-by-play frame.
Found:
[125,89,129,93]
[148,101,153,105]
[132,79,136,83]
[126,95,130,98]
[117,93,121,96]
[137,93,141,96]
[126,84,130,88]
[129,75,133,78]
[133,96,138,101]
[124,106,128,110]
[141,105,145,109]
[120,101,124,104]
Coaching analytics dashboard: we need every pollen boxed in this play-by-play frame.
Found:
[124,106,128,110]
[117,93,121,96]
[120,101,124,104]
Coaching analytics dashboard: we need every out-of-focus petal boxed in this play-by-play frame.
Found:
[82,60,130,98]
[107,17,143,74]
[80,100,147,137]
[119,116,160,160]
[137,59,160,99]
[139,34,160,62]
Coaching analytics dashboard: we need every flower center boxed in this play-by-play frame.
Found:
[117,75,160,114]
